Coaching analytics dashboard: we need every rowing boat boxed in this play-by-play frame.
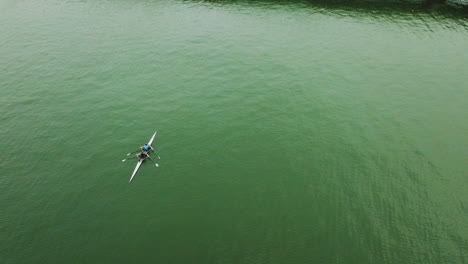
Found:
[129,131,157,183]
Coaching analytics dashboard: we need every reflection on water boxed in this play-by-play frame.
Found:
[187,0,468,32]
[190,0,468,19]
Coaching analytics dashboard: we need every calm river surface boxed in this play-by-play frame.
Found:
[1,0,467,263]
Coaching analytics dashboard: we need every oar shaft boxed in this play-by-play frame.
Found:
[122,155,139,162]
[127,150,141,156]
[149,149,161,159]
[148,157,159,167]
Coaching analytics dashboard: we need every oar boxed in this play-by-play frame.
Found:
[122,155,139,162]
[148,157,159,167]
[149,148,161,160]
[127,150,140,156]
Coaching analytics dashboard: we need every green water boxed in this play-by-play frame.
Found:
[1,0,467,263]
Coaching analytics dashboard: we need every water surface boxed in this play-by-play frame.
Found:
[0,0,467,263]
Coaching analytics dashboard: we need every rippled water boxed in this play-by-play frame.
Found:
[1,0,467,263]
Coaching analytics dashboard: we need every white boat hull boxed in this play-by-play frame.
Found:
[129,160,143,183]
[129,131,157,183]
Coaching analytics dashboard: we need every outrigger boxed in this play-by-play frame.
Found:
[122,131,159,183]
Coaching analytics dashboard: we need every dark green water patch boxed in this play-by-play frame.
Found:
[191,0,468,20]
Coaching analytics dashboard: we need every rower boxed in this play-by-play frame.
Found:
[141,143,154,152]
[137,151,149,159]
